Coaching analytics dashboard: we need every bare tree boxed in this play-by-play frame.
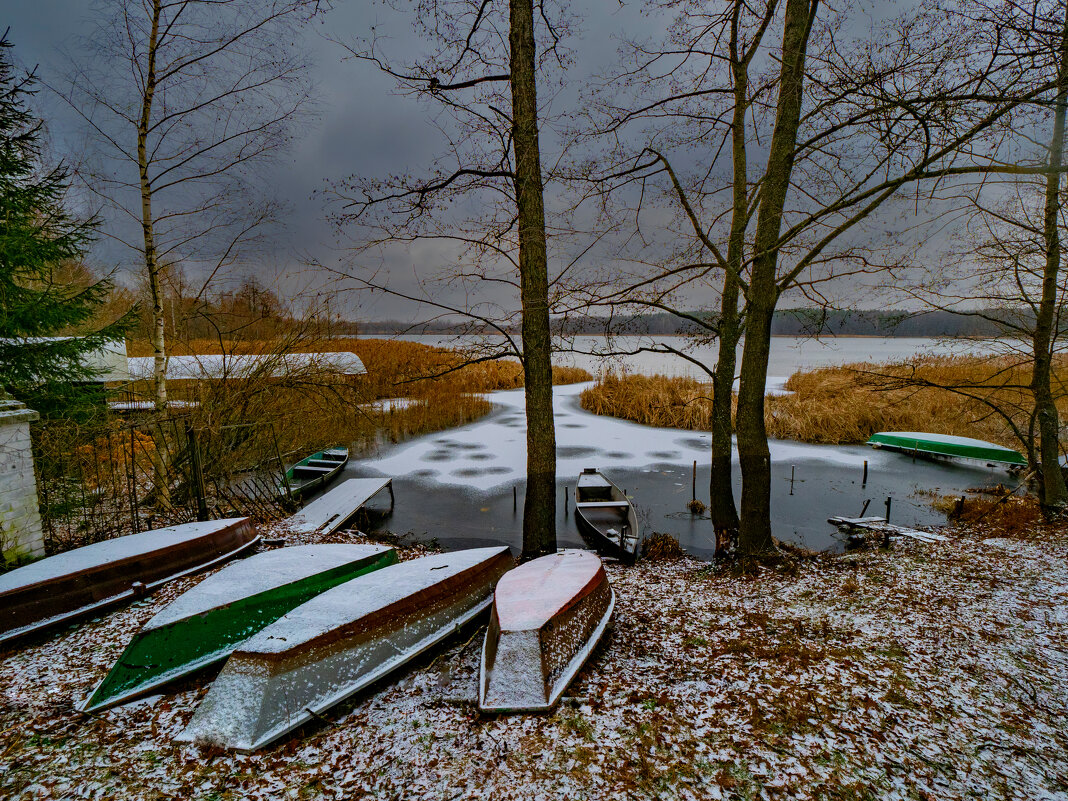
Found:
[575,0,1055,556]
[328,0,572,558]
[836,0,1068,517]
[58,0,321,411]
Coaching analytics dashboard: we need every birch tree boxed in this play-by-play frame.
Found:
[59,0,321,410]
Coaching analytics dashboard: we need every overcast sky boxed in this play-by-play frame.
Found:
[7,0,1006,325]
[8,1,664,323]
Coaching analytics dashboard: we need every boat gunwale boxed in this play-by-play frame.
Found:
[0,526,260,648]
[478,586,616,714]
[234,548,513,664]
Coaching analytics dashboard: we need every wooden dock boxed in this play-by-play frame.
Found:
[827,516,948,544]
[286,478,395,536]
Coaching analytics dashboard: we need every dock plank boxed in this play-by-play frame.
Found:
[287,478,394,536]
[828,516,948,544]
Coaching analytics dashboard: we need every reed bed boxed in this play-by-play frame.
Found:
[580,355,1068,449]
[580,373,716,430]
[123,337,592,455]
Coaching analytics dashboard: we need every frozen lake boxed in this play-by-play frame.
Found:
[393,334,1002,380]
[346,382,1007,557]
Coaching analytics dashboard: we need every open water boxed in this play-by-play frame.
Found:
[339,353,1009,556]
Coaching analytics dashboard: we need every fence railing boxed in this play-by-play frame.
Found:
[32,410,290,553]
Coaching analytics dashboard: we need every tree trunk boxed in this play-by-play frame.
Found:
[139,0,165,412]
[709,35,753,554]
[736,0,816,556]
[1033,9,1068,516]
[709,278,740,548]
[139,0,171,509]
[510,0,556,559]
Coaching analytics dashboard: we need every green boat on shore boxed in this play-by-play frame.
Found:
[866,431,1027,467]
[80,544,397,712]
[279,447,349,499]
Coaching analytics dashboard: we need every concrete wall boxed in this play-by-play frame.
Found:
[0,398,44,564]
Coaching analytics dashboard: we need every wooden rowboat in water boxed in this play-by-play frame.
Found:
[279,447,348,499]
[479,549,614,713]
[80,544,398,712]
[176,546,513,751]
[0,518,259,648]
[574,469,640,562]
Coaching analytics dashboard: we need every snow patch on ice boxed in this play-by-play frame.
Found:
[360,382,874,492]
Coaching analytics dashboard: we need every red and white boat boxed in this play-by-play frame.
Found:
[0,517,259,647]
[479,549,614,713]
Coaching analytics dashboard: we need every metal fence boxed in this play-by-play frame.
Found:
[31,410,290,553]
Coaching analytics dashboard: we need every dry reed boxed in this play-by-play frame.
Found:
[581,356,1068,450]
[580,373,716,430]
[641,532,686,561]
[123,337,592,456]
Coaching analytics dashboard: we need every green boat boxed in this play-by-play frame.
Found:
[866,431,1027,467]
[280,447,349,499]
[80,543,396,712]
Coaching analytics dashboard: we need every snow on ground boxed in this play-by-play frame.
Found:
[1,523,1066,800]
[362,382,877,493]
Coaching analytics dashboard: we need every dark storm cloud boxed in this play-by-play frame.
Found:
[5,0,654,321]
[6,1,983,322]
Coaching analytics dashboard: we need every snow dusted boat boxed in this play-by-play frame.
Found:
[279,447,348,499]
[0,518,259,648]
[574,469,640,562]
[177,546,514,751]
[479,549,614,713]
[80,544,398,712]
[866,431,1027,468]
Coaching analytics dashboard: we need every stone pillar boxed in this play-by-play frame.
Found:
[0,398,45,564]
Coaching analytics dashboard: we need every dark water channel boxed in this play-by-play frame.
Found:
[342,449,1008,560]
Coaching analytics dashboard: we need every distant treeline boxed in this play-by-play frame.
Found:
[360,309,1022,338]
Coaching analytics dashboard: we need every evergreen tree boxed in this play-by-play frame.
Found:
[0,32,131,417]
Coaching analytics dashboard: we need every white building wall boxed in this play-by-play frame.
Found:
[0,398,45,564]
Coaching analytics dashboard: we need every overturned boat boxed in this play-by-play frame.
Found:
[866,431,1026,468]
[80,544,397,712]
[480,549,614,713]
[574,469,640,562]
[177,546,513,751]
[0,518,259,647]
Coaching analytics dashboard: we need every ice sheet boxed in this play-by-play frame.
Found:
[360,382,884,492]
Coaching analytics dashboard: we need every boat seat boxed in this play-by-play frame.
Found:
[306,460,339,468]
[293,466,334,474]
[576,501,629,508]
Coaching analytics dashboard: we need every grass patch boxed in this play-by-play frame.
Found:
[641,532,686,561]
